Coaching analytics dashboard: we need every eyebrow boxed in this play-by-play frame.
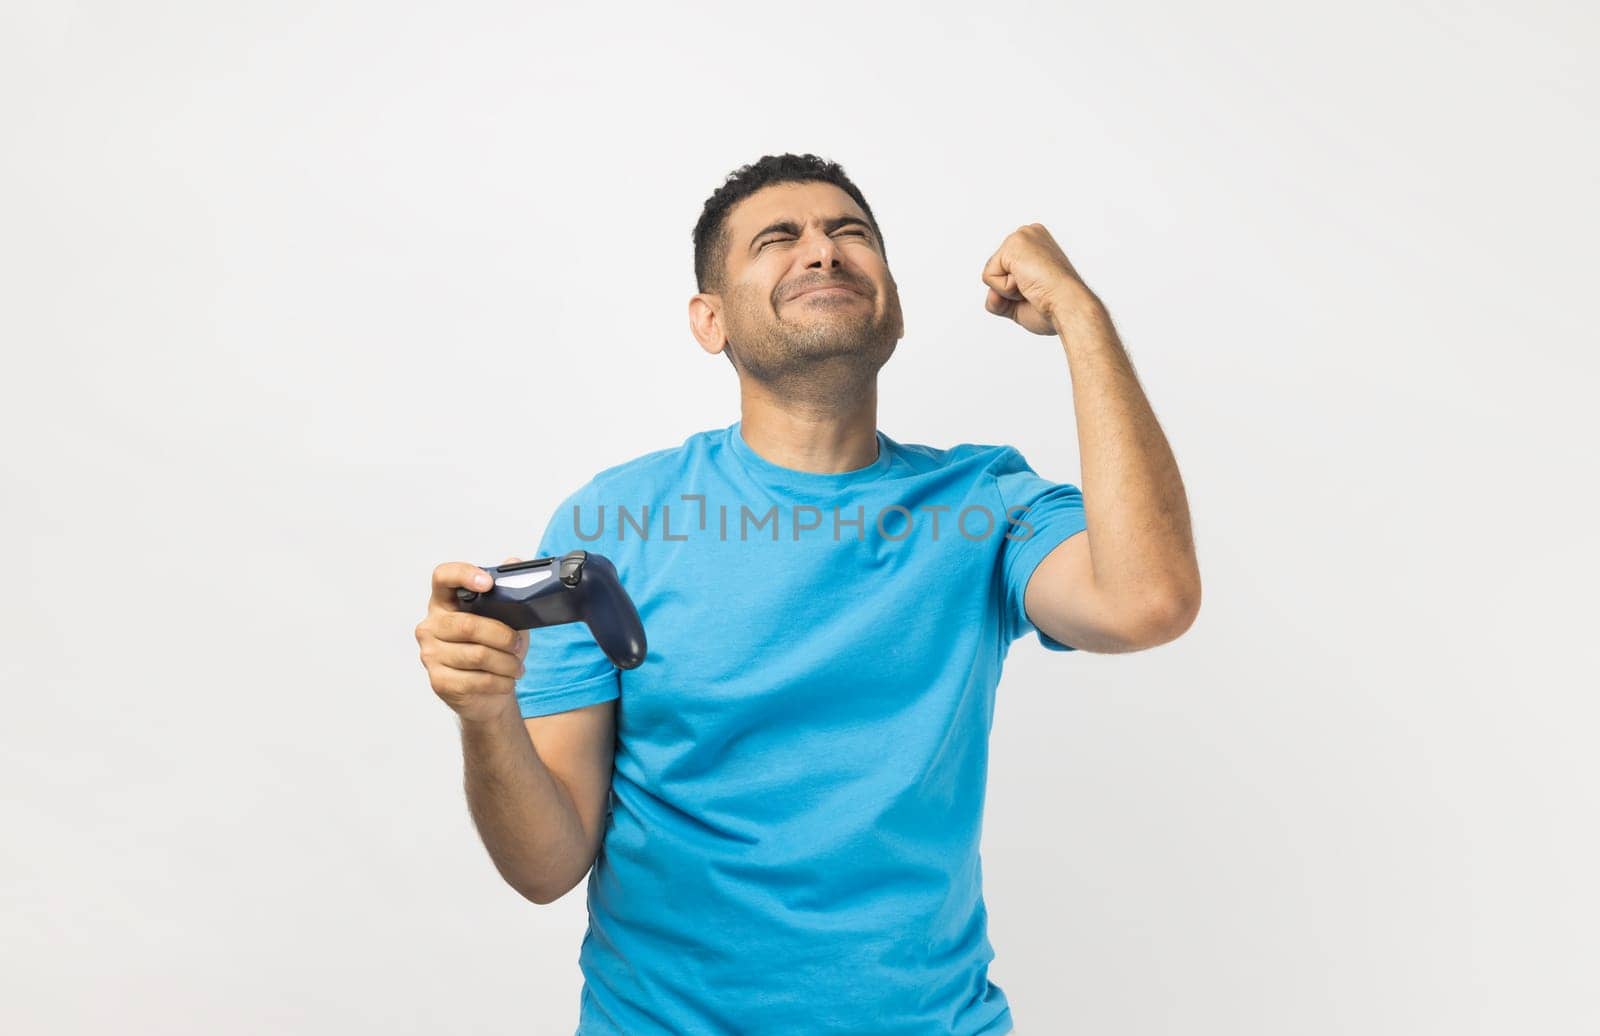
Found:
[748,215,877,254]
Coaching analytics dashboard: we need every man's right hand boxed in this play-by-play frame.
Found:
[417,558,531,723]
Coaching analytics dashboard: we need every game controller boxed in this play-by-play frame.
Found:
[455,550,648,670]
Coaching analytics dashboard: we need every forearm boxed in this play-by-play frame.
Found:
[1051,289,1201,616]
[459,695,591,905]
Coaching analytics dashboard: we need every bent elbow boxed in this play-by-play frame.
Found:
[1130,588,1201,649]
[1164,590,1202,639]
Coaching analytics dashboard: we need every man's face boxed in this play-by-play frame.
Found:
[702,181,904,390]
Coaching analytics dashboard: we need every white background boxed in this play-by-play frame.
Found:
[4,1,1597,1033]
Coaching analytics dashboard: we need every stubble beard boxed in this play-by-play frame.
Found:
[725,292,901,410]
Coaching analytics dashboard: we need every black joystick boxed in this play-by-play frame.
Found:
[455,550,647,670]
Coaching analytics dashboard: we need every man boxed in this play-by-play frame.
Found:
[415,152,1201,1035]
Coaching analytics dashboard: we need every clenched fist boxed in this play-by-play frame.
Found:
[416,557,531,723]
[980,222,1097,336]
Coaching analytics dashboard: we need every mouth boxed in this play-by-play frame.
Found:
[788,283,865,301]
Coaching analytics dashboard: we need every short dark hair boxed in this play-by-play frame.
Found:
[692,153,887,294]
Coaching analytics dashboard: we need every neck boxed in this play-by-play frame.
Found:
[736,378,880,474]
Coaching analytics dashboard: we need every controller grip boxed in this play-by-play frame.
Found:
[580,556,648,670]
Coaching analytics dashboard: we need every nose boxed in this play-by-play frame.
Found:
[801,229,842,270]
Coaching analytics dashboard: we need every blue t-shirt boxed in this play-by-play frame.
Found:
[515,420,1088,1036]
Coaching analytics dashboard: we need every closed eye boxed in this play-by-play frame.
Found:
[759,229,869,249]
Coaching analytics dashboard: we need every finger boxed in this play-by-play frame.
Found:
[981,244,1001,279]
[981,248,1022,300]
[985,286,1014,316]
[431,610,522,652]
[430,640,526,679]
[429,664,518,700]
[979,243,1030,303]
[501,555,523,565]
[994,276,1023,301]
[431,561,493,609]
[981,269,1022,301]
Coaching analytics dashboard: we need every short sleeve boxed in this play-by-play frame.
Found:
[994,447,1089,652]
[513,481,622,718]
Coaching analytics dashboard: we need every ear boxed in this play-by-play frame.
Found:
[688,293,729,359]
[885,270,906,341]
